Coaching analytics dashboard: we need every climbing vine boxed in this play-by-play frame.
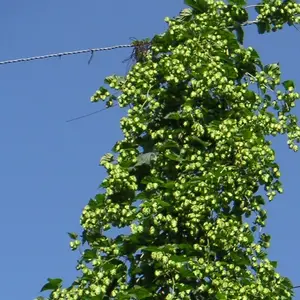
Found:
[38,0,300,299]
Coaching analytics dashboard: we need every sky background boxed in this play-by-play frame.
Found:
[0,1,299,299]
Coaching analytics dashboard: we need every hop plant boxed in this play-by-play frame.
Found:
[38,0,300,299]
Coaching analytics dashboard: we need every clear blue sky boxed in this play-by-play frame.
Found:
[0,1,299,299]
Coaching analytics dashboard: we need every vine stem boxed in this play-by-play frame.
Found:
[245,5,263,9]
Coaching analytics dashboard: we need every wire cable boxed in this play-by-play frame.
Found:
[0,44,133,66]
[66,104,118,123]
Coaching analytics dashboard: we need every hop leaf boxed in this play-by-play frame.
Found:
[130,152,157,169]
[40,278,62,292]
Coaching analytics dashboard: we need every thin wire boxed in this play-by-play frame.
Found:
[294,285,300,289]
[88,50,94,65]
[66,104,118,123]
[0,44,133,66]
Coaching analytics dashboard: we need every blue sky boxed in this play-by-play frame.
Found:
[0,1,299,299]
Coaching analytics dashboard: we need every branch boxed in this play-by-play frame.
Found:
[245,5,263,9]
[242,20,259,26]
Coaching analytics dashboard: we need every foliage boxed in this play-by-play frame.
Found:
[38,0,300,299]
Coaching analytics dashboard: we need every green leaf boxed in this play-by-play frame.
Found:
[83,249,98,261]
[178,266,195,278]
[141,176,164,185]
[134,192,150,201]
[270,260,278,268]
[177,243,194,251]
[190,136,210,146]
[161,140,180,150]
[162,244,177,252]
[254,195,265,205]
[230,253,251,265]
[95,194,105,204]
[216,292,228,299]
[127,286,152,299]
[170,255,189,262]
[104,75,125,86]
[99,180,109,189]
[164,112,181,120]
[141,246,161,252]
[102,259,125,274]
[120,160,135,169]
[257,22,267,34]
[156,199,171,207]
[223,65,239,79]
[229,0,246,6]
[242,130,252,139]
[184,0,208,13]
[230,7,248,23]
[176,8,193,23]
[112,141,135,152]
[282,80,295,90]
[264,63,280,74]
[120,234,140,255]
[235,25,244,44]
[67,232,78,240]
[175,283,194,292]
[115,234,125,244]
[40,278,62,292]
[184,0,197,9]
[133,152,157,168]
[250,49,263,69]
[188,178,202,185]
[208,120,221,128]
[165,152,182,162]
[255,5,262,13]
[193,0,209,13]
[163,181,175,189]
[246,232,254,243]
[81,230,87,245]
[244,90,256,102]
[100,153,114,165]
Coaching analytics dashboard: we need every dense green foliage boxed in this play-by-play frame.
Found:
[37,0,300,299]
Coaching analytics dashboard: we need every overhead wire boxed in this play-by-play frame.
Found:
[0,44,133,66]
[66,104,118,123]
[294,285,300,289]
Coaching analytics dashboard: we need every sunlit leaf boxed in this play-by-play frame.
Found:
[282,80,295,90]
[67,232,78,240]
[164,112,181,120]
[40,278,62,292]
